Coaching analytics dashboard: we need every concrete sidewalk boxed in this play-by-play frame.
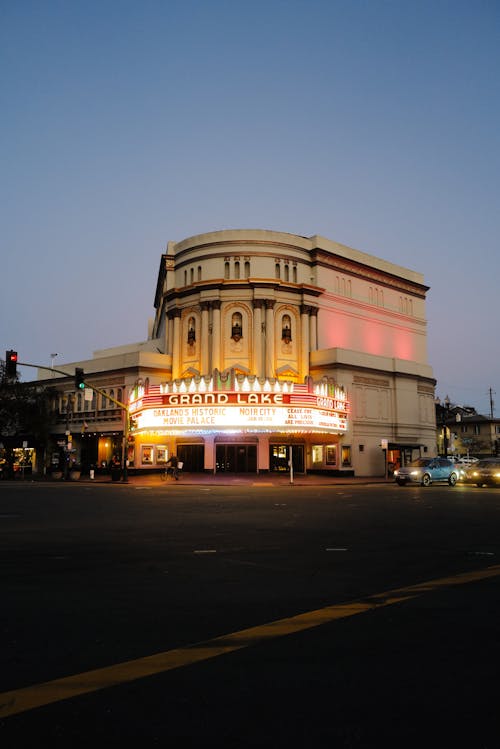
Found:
[65,471,392,487]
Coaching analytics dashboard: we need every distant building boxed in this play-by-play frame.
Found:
[437,402,500,457]
[36,230,437,476]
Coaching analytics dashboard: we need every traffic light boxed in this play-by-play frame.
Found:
[75,367,85,390]
[5,350,18,379]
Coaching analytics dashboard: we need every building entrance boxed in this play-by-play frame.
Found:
[177,444,204,472]
[215,444,257,473]
[270,444,305,473]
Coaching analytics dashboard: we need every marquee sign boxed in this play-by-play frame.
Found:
[129,378,349,434]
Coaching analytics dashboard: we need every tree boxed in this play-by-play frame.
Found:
[0,362,56,477]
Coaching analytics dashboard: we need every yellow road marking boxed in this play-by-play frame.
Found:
[1,564,500,719]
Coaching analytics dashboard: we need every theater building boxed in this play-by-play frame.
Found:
[39,230,437,476]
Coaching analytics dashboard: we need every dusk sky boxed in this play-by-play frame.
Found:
[2,1,499,415]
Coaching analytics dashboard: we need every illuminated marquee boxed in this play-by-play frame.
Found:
[129,377,349,434]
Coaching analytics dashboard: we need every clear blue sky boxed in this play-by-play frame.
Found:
[2,0,499,415]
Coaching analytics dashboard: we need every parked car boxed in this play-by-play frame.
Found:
[454,457,479,468]
[394,458,459,487]
[464,458,500,487]
[447,460,468,481]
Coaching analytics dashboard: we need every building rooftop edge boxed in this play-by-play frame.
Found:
[167,229,426,286]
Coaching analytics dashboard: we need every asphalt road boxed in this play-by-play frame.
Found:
[1,481,499,748]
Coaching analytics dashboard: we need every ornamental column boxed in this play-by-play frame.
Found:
[300,305,310,381]
[253,300,264,379]
[265,299,275,379]
[309,306,318,351]
[172,308,182,380]
[166,311,174,355]
[200,302,210,375]
[211,300,221,373]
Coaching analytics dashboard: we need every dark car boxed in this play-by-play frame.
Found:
[465,458,500,487]
[394,458,458,487]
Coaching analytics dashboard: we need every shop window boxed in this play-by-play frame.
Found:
[156,446,168,464]
[326,445,337,465]
[187,317,196,345]
[282,314,292,343]
[231,312,243,341]
[312,445,323,464]
[141,445,154,464]
[341,445,352,466]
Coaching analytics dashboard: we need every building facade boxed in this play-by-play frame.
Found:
[39,230,437,476]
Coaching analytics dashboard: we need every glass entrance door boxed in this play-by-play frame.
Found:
[270,444,305,473]
[215,444,257,473]
[177,444,204,472]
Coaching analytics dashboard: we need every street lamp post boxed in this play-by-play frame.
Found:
[441,395,451,457]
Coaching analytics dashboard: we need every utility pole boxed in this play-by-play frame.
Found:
[489,387,495,419]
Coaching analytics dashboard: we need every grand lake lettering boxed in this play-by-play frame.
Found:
[163,392,284,405]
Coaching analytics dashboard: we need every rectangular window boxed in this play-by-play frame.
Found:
[474,425,480,435]
[312,445,323,464]
[156,446,167,464]
[341,445,352,466]
[141,445,154,464]
[326,445,337,465]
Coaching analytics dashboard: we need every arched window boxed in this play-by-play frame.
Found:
[224,261,230,279]
[187,316,196,345]
[198,266,202,281]
[234,261,240,279]
[77,392,82,412]
[101,392,107,409]
[231,312,243,341]
[275,263,281,279]
[109,389,115,407]
[284,264,289,282]
[184,270,187,285]
[293,266,297,283]
[282,314,292,342]
[244,261,250,278]
[190,268,194,284]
